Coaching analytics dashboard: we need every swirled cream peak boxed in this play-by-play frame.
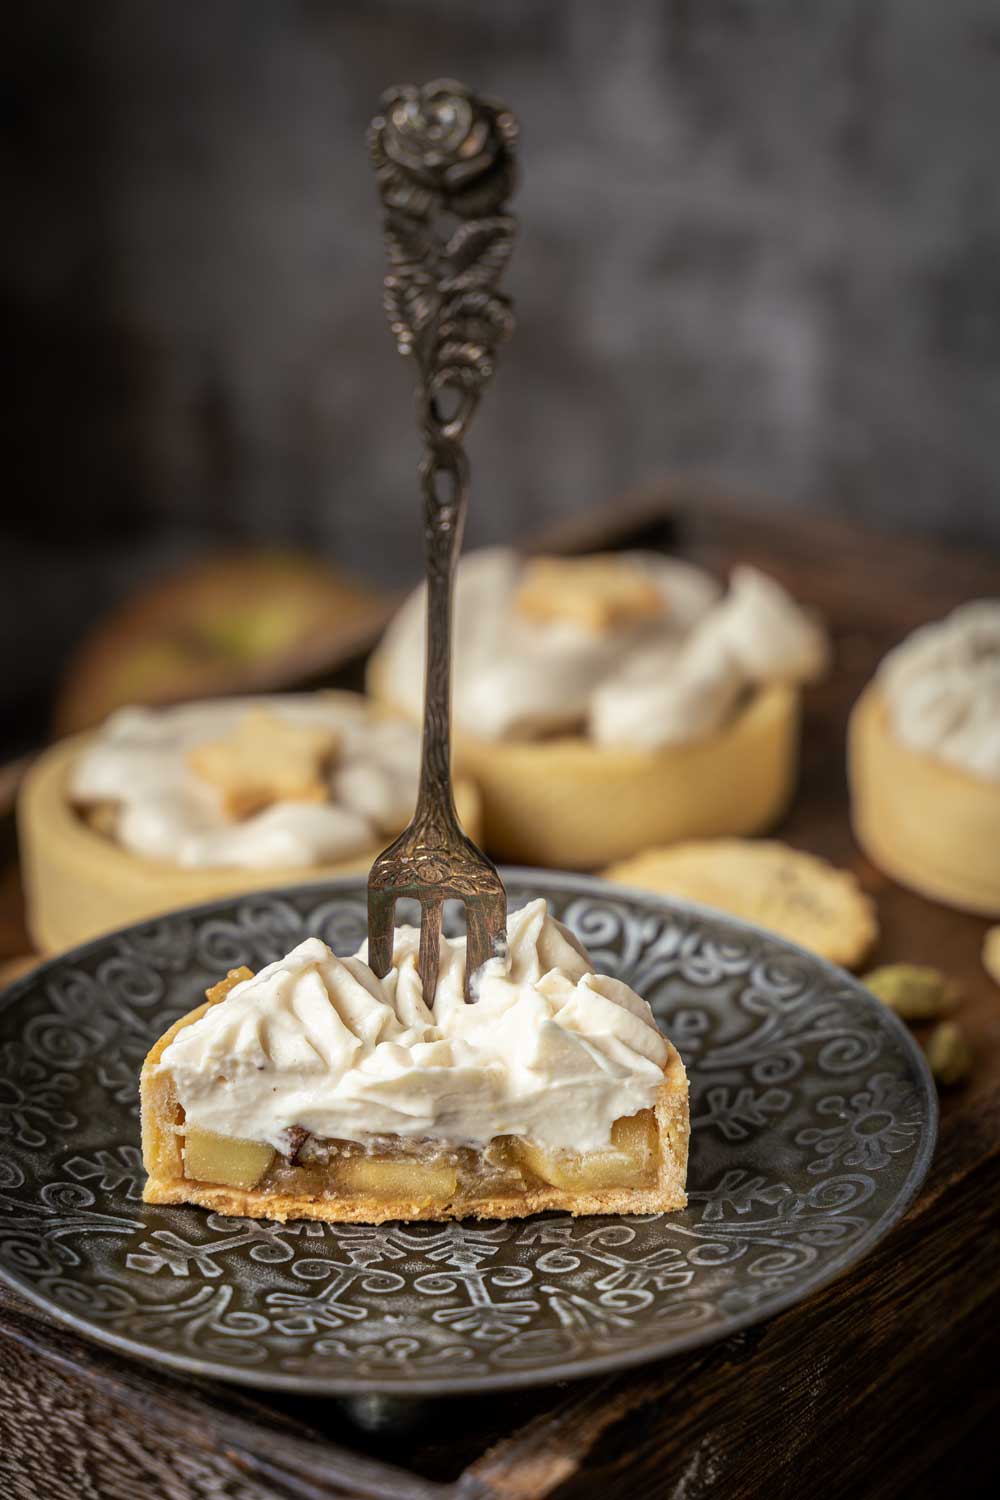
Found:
[70,695,420,869]
[589,566,829,750]
[376,548,827,750]
[878,600,1000,779]
[376,547,722,742]
[158,899,672,1153]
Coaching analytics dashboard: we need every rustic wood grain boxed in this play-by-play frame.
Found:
[2,489,999,1500]
[0,1285,452,1500]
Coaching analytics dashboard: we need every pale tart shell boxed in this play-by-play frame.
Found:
[368,648,799,868]
[140,983,690,1224]
[849,682,1000,917]
[18,693,483,953]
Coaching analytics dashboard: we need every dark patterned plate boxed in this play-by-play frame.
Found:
[0,871,936,1394]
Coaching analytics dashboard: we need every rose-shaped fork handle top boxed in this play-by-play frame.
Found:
[366,80,519,1002]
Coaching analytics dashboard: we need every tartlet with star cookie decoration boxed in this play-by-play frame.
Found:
[368,547,830,868]
[19,692,481,952]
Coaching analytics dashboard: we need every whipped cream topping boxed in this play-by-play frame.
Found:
[70,695,420,869]
[878,600,1000,779]
[158,900,672,1153]
[377,548,827,751]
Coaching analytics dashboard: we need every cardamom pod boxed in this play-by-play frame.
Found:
[925,1021,973,1087]
[861,963,960,1020]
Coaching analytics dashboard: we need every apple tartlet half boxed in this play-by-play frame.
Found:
[140,899,689,1224]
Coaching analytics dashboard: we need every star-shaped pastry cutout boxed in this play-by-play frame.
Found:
[188,710,339,819]
[514,555,665,633]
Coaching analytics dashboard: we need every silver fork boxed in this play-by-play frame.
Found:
[366,80,519,1002]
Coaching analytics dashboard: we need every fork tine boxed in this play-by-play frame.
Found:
[464,907,491,991]
[465,894,507,998]
[418,900,443,1003]
[367,888,396,980]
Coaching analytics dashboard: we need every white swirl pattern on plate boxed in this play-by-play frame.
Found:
[0,873,936,1394]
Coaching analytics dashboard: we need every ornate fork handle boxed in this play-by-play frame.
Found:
[369,78,519,429]
[370,80,519,835]
[367,80,518,998]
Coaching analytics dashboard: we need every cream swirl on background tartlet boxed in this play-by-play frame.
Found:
[877,600,1000,779]
[70,695,421,870]
[376,548,829,750]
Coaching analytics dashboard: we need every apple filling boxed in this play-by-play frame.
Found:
[180,1109,659,1206]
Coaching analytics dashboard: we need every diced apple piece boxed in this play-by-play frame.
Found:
[609,1109,658,1171]
[338,1155,458,1203]
[485,1135,522,1173]
[479,1135,529,1192]
[513,1109,658,1191]
[513,1138,617,1191]
[184,1126,275,1190]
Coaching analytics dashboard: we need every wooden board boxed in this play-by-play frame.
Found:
[1,487,999,1500]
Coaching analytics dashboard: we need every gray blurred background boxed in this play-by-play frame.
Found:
[4,0,1000,741]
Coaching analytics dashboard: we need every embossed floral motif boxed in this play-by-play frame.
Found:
[21,967,185,1075]
[371,80,517,219]
[659,1007,713,1059]
[300,896,369,960]
[0,1179,138,1279]
[0,1160,25,1192]
[0,877,934,1392]
[194,897,306,973]
[65,1146,145,1200]
[127,1213,325,1278]
[284,1333,477,1375]
[689,1169,794,1224]
[680,1171,876,1290]
[337,1223,533,1342]
[519,1219,694,1305]
[795,1074,924,1173]
[266,1271,406,1338]
[71,1280,271,1366]
[693,1085,792,1141]
[264,1226,409,1336]
[95,1056,140,1108]
[23,970,107,1066]
[698,977,881,1086]
[0,1043,76,1148]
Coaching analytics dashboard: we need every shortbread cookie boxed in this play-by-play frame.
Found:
[605,839,878,967]
[514,555,665,632]
[188,709,339,818]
